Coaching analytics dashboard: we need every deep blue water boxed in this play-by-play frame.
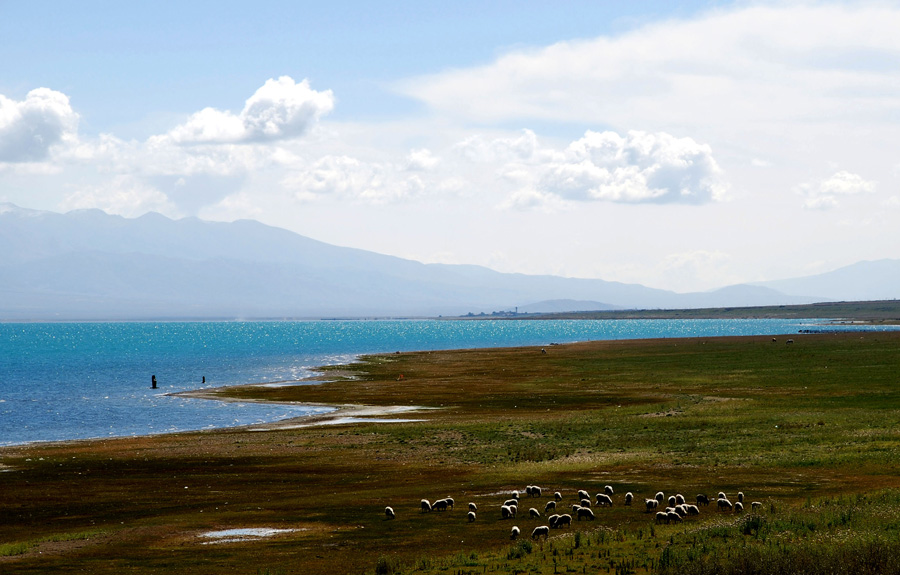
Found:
[2,319,896,446]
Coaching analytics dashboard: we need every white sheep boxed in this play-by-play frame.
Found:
[509,504,518,518]
[544,500,556,513]
[577,507,595,521]
[580,498,592,508]
[717,491,727,500]
[554,491,562,502]
[385,506,395,520]
[512,490,520,500]
[673,505,687,517]
[655,491,665,503]
[686,504,700,516]
[501,505,513,519]
[596,493,613,507]
[421,499,432,513]
[527,485,542,498]
[556,514,572,528]
[571,504,582,514]
[645,498,659,511]
[624,492,633,506]
[737,492,744,503]
[696,494,710,506]
[433,499,449,512]
[529,507,541,519]
[578,489,590,501]
[751,501,762,511]
[734,501,744,513]
[604,485,614,496]
[532,525,550,540]
[444,497,455,509]
[717,498,734,512]
[468,511,476,522]
[668,495,677,507]
[675,494,685,505]
[510,526,520,540]
[655,511,669,524]
[468,502,477,512]
[666,511,683,524]
[504,498,519,508]
[547,514,560,528]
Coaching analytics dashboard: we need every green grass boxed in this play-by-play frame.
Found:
[2,332,900,574]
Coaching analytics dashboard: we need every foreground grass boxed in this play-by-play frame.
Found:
[1,331,899,574]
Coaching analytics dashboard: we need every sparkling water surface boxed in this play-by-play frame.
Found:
[2,318,895,446]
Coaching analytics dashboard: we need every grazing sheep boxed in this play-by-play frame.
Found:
[421,499,432,513]
[572,504,582,514]
[468,502,477,512]
[675,494,685,505]
[655,511,669,524]
[527,485,542,498]
[468,511,476,522]
[433,499,449,512]
[686,504,700,516]
[596,493,613,507]
[545,500,557,513]
[578,489,590,501]
[625,492,633,506]
[673,505,687,517]
[385,506,395,520]
[512,490,520,500]
[604,485,614,496]
[696,494,710,506]
[577,507,595,521]
[751,501,762,511]
[717,498,734,512]
[511,526,520,540]
[717,492,727,500]
[734,502,744,513]
[580,498,592,508]
[529,508,541,519]
[645,499,659,511]
[786,339,794,344]
[501,505,513,519]
[666,511,683,524]
[548,514,560,528]
[556,514,573,528]
[509,505,518,518]
[737,492,744,503]
[445,497,455,509]
[504,499,519,508]
[554,492,562,502]
[668,495,677,507]
[532,525,550,540]
[655,492,665,503]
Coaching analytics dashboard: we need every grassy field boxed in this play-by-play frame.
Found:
[2,330,900,574]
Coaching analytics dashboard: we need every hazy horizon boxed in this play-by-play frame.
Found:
[2,1,898,294]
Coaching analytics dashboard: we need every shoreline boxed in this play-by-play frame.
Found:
[171,376,434,431]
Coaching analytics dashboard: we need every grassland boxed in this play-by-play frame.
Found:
[2,330,900,574]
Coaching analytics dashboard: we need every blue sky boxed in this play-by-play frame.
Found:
[1,1,898,292]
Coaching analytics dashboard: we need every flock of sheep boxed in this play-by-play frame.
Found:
[385,484,761,541]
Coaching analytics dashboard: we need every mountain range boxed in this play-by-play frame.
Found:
[0,203,896,320]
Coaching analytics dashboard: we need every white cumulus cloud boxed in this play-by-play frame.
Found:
[797,170,877,210]
[0,88,79,162]
[165,76,334,144]
[537,130,726,204]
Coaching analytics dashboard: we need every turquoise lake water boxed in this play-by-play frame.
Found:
[1,319,895,446]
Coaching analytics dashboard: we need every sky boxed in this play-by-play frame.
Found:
[1,0,898,293]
